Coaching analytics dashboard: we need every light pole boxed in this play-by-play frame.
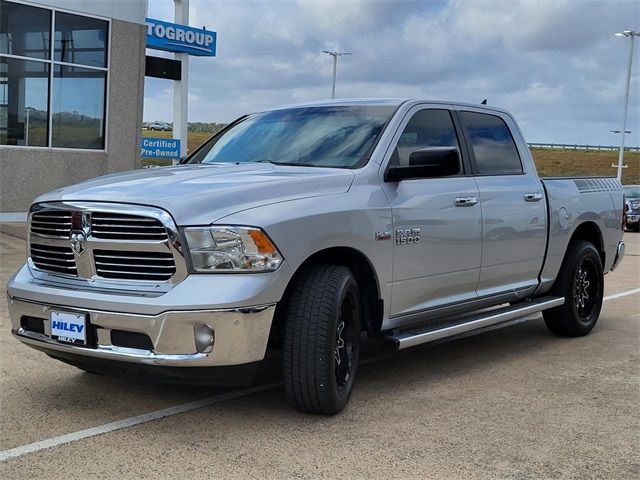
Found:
[322,50,352,99]
[613,30,639,182]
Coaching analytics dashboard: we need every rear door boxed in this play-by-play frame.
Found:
[381,105,482,324]
[456,108,547,298]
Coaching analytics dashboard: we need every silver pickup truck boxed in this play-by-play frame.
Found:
[7,99,626,415]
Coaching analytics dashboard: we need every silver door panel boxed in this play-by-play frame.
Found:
[386,176,482,317]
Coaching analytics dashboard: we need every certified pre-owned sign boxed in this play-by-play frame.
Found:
[146,18,216,57]
[141,137,181,159]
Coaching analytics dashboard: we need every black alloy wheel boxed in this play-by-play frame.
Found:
[543,240,604,337]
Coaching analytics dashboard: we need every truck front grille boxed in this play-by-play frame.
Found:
[91,212,168,241]
[94,250,176,281]
[28,203,185,286]
[29,243,78,275]
[30,210,72,238]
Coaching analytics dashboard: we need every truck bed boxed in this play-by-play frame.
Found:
[538,176,624,292]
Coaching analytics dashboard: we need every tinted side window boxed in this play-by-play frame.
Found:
[460,111,523,175]
[393,109,460,167]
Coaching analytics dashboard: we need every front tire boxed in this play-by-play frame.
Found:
[543,240,604,336]
[282,265,361,415]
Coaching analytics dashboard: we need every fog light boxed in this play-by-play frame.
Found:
[194,324,215,353]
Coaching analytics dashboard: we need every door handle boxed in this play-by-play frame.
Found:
[455,196,478,207]
[524,192,543,202]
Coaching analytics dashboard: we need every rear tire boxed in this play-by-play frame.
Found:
[543,240,604,336]
[282,264,361,415]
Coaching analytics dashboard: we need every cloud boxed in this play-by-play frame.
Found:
[144,0,640,145]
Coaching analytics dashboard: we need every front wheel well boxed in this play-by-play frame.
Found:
[269,248,383,348]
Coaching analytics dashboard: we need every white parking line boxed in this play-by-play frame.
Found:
[2,286,639,463]
[604,287,640,301]
[0,383,279,463]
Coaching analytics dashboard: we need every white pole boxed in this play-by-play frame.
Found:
[331,54,337,99]
[173,0,189,164]
[615,32,637,182]
[25,108,30,146]
[322,51,351,100]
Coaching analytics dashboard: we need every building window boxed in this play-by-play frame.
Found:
[0,0,108,149]
[52,65,106,148]
[54,12,108,68]
[0,56,49,146]
[0,0,51,59]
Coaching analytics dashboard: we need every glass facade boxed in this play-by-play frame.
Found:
[0,0,108,148]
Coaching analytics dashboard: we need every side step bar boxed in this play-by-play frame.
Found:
[386,296,564,350]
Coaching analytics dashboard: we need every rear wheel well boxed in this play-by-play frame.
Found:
[569,221,605,266]
[269,248,383,349]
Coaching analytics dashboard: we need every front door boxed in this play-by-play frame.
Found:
[381,106,482,325]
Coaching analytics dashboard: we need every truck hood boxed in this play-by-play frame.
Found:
[35,163,355,225]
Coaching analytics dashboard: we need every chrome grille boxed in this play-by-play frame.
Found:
[29,243,78,275]
[91,212,168,241]
[94,250,176,281]
[30,210,72,238]
[28,203,186,287]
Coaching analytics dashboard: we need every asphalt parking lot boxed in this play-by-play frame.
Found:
[0,228,638,479]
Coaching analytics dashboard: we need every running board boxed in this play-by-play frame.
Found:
[386,296,565,350]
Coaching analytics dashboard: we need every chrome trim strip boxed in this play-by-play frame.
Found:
[14,332,210,365]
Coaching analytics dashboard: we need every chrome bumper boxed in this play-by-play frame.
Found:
[611,241,625,272]
[8,296,275,367]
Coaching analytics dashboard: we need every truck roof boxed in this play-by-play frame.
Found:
[268,98,513,116]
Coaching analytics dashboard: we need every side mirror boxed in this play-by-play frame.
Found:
[385,147,460,182]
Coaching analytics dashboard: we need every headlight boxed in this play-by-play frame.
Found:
[183,226,283,272]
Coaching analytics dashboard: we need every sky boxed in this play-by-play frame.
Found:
[143,0,640,146]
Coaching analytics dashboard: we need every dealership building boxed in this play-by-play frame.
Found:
[0,0,149,220]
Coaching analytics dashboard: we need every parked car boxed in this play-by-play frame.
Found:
[147,121,171,131]
[623,185,640,231]
[7,99,626,415]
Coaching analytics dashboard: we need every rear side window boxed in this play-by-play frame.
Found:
[460,111,523,175]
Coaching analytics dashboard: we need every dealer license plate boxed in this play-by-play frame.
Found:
[50,310,87,345]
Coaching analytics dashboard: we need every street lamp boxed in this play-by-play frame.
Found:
[613,30,639,182]
[322,50,352,99]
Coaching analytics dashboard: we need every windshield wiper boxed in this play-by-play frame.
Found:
[252,158,307,167]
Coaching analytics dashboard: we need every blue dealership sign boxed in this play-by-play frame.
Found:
[141,137,181,159]
[145,18,216,56]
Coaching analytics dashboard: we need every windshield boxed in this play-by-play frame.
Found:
[624,186,640,198]
[188,106,396,168]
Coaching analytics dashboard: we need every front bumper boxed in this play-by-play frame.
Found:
[8,295,275,368]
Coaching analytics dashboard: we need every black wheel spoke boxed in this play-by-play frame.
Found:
[574,257,599,322]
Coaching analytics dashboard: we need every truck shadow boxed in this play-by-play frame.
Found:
[30,314,569,415]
